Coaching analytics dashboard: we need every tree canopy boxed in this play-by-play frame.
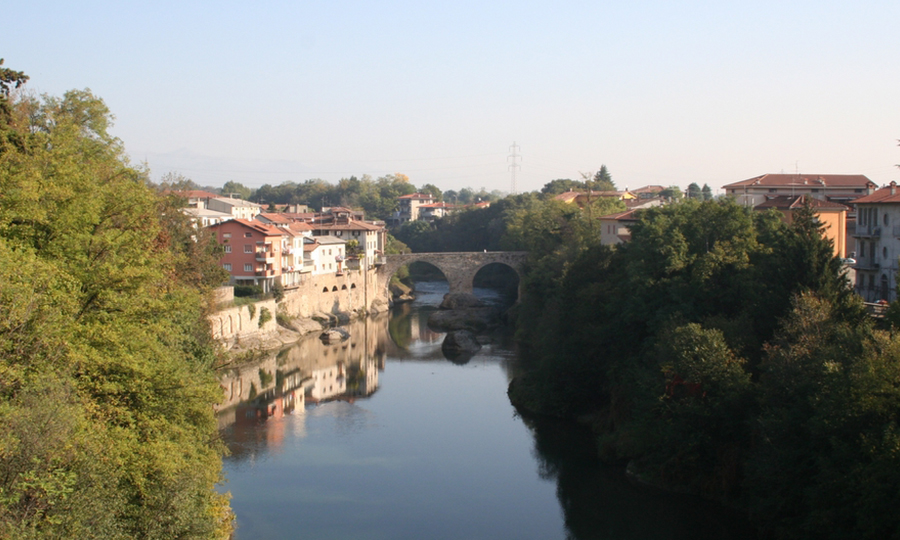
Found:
[0,67,230,538]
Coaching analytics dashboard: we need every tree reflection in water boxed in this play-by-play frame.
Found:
[522,415,757,540]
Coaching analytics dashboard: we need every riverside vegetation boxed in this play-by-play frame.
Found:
[400,186,900,538]
[0,63,232,538]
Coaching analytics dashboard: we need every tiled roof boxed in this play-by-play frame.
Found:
[630,185,665,193]
[288,221,313,232]
[314,220,384,231]
[598,209,640,221]
[397,193,435,200]
[211,196,262,208]
[723,174,875,189]
[419,202,458,209]
[257,213,292,223]
[754,195,849,211]
[553,191,581,202]
[210,218,284,236]
[163,189,219,199]
[852,183,900,204]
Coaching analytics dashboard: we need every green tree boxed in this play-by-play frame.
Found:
[221,180,251,200]
[659,185,683,199]
[701,183,713,201]
[592,165,615,191]
[540,179,581,196]
[686,182,701,199]
[0,83,230,537]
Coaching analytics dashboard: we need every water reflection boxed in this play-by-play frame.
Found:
[217,282,753,539]
[217,313,391,461]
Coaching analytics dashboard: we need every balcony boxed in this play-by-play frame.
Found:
[374,256,387,266]
[255,268,275,277]
[854,225,881,238]
[856,258,880,270]
[256,250,276,263]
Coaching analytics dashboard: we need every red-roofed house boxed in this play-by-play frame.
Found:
[394,193,435,222]
[851,181,900,302]
[209,219,285,292]
[418,201,459,221]
[723,174,876,208]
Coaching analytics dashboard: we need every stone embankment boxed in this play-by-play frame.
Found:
[211,267,393,353]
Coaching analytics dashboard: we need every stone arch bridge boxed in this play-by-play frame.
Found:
[376,252,528,304]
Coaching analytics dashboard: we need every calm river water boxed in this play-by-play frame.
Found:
[217,282,755,539]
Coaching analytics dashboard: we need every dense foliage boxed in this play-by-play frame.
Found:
[0,73,230,538]
[392,190,625,253]
[508,197,900,538]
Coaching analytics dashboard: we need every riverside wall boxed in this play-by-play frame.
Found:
[211,266,387,347]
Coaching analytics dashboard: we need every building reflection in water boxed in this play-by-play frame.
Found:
[217,313,396,460]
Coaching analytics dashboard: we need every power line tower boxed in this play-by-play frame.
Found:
[507,142,521,195]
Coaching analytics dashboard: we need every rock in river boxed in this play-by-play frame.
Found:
[427,307,499,332]
[320,327,350,343]
[439,293,484,310]
[442,330,482,360]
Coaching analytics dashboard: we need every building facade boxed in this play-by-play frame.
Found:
[851,181,900,302]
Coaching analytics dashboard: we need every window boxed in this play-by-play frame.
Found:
[244,264,252,272]
[223,263,232,271]
[884,247,888,259]
[223,233,231,239]
[768,188,777,193]
[885,214,890,226]
[244,245,253,253]
[861,243,866,257]
[224,245,232,253]
[245,232,252,238]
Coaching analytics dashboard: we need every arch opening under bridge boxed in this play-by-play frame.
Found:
[376,251,528,305]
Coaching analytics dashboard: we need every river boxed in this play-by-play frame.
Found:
[217,282,755,539]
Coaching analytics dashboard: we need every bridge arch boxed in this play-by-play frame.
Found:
[375,252,528,306]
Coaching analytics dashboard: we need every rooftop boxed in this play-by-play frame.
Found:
[852,182,900,204]
[754,195,849,211]
[723,174,876,190]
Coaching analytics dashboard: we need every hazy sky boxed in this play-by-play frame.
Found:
[7,1,900,194]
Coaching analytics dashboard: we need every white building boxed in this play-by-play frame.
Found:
[851,181,900,302]
[207,197,263,221]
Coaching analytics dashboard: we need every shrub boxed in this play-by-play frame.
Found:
[258,307,272,328]
[234,285,263,298]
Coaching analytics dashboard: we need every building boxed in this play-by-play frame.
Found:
[305,236,346,275]
[309,208,387,262]
[162,189,219,209]
[553,190,637,206]
[850,181,900,302]
[207,197,263,221]
[417,201,459,222]
[209,219,284,292]
[754,195,850,257]
[279,222,314,289]
[598,209,640,245]
[630,185,666,199]
[394,193,435,223]
[182,207,233,227]
[723,174,876,208]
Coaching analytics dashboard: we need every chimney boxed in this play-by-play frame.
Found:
[892,181,897,196]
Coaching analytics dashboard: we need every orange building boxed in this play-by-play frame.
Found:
[753,195,849,257]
